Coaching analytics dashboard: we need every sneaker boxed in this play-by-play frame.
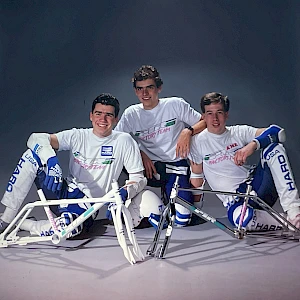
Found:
[0,219,9,234]
[188,214,207,226]
[287,214,300,230]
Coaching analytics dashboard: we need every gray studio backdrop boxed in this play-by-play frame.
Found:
[0,1,299,203]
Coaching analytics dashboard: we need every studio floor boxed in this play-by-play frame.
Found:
[1,191,300,300]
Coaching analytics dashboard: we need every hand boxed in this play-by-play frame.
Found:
[141,151,157,179]
[176,128,192,158]
[44,156,63,192]
[233,142,257,166]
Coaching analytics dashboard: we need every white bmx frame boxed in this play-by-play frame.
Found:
[0,180,144,265]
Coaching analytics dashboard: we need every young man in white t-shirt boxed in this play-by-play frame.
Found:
[115,65,206,226]
[0,93,164,236]
[188,92,300,230]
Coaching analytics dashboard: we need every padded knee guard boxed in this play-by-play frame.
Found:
[57,212,82,238]
[148,213,168,229]
[227,201,254,228]
[253,124,285,150]
[128,190,164,228]
[174,203,191,227]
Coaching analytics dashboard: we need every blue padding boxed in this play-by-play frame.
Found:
[175,210,191,226]
[227,200,254,228]
[148,213,168,229]
[254,125,284,150]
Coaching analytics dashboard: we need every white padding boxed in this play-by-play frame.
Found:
[27,133,56,164]
[125,171,147,199]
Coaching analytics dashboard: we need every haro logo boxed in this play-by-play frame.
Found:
[6,157,26,192]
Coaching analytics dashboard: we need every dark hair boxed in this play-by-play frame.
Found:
[92,93,120,117]
[200,92,230,113]
[131,65,163,88]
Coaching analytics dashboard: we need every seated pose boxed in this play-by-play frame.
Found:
[115,65,206,226]
[188,92,300,231]
[0,93,164,237]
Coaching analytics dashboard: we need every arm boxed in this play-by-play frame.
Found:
[49,134,59,150]
[176,119,206,158]
[189,160,205,202]
[140,150,157,179]
[123,171,147,199]
[233,141,257,166]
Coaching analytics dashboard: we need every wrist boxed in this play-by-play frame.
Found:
[187,126,194,135]
[251,140,259,151]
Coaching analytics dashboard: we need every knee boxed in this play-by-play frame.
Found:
[227,202,254,228]
[57,212,83,237]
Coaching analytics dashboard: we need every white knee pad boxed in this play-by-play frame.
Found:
[127,189,164,227]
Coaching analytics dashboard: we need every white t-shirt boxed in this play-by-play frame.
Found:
[188,125,257,204]
[115,97,201,162]
[55,128,144,198]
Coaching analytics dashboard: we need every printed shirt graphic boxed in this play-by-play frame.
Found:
[55,128,144,198]
[115,97,201,162]
[188,125,257,204]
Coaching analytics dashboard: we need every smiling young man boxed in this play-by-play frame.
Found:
[115,65,206,227]
[188,92,300,231]
[0,93,164,236]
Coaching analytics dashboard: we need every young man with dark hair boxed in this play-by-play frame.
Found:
[0,93,164,236]
[115,65,206,227]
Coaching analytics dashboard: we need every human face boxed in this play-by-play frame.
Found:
[203,102,228,135]
[90,103,118,137]
[134,78,162,110]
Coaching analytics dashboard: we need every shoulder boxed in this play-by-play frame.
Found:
[192,128,208,141]
[160,97,187,105]
[112,130,134,141]
[56,127,92,137]
[123,103,143,114]
[227,125,256,133]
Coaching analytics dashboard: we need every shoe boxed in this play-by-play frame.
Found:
[287,214,300,230]
[188,214,207,226]
[0,219,9,234]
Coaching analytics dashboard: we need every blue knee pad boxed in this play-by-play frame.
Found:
[227,200,254,228]
[253,125,285,150]
[148,213,168,229]
[59,212,83,237]
[165,174,192,227]
[175,209,191,227]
